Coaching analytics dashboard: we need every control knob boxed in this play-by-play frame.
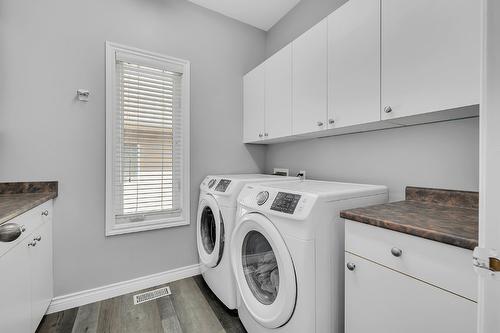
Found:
[256,191,269,206]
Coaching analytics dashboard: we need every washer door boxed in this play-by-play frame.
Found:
[231,213,296,328]
[196,194,224,268]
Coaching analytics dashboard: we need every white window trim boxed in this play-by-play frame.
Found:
[105,41,190,236]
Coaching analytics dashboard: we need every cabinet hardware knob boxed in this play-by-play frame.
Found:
[391,247,403,257]
[328,119,335,125]
[346,262,356,271]
[28,240,37,247]
[41,210,49,216]
[258,133,263,138]
[317,121,324,126]
[384,106,393,114]
[34,236,42,242]
[264,133,268,137]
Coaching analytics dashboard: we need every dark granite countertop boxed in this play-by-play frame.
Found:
[340,186,478,250]
[0,182,58,225]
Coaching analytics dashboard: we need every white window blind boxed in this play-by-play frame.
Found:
[106,42,190,235]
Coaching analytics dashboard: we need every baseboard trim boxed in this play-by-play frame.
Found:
[47,263,200,314]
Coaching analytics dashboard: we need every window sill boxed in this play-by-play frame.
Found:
[105,217,190,236]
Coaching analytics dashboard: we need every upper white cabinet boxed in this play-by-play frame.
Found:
[242,0,480,144]
[243,64,265,143]
[381,0,481,121]
[328,0,380,128]
[265,44,292,140]
[292,19,328,135]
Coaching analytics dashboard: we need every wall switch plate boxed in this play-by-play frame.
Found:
[273,168,289,176]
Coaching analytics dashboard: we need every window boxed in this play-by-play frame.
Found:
[105,42,190,236]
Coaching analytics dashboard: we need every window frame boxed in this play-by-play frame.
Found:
[105,41,190,236]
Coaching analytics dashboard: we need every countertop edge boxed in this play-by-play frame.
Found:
[340,210,477,250]
[0,192,57,225]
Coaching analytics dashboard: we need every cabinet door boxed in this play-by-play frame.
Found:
[0,241,32,333]
[265,44,292,139]
[243,64,265,143]
[381,0,481,120]
[328,0,380,128]
[345,252,476,333]
[30,220,53,332]
[292,19,328,135]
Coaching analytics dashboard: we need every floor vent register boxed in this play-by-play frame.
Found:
[133,286,171,305]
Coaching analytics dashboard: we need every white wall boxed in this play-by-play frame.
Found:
[0,0,267,296]
[264,0,479,199]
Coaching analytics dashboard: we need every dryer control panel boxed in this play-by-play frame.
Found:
[215,179,231,192]
[270,192,301,214]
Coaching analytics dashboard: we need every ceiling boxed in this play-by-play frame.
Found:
[187,0,301,31]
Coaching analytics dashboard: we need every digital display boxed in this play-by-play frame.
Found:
[215,179,231,192]
[270,192,301,214]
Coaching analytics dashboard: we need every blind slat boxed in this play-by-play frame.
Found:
[113,59,183,221]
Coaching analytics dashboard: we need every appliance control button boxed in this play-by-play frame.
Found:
[256,191,270,206]
[208,179,217,188]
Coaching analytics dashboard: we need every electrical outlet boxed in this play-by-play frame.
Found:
[273,168,289,176]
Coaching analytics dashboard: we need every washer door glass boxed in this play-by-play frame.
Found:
[197,195,224,268]
[200,206,217,254]
[242,231,279,305]
[231,213,296,329]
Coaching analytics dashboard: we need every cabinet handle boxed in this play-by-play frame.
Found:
[41,210,49,216]
[317,121,324,127]
[391,247,403,257]
[258,133,263,138]
[34,235,42,242]
[346,262,356,271]
[384,106,393,114]
[28,240,37,247]
[328,118,335,125]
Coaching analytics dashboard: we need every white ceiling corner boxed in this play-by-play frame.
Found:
[187,0,301,31]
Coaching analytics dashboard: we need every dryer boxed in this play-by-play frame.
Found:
[231,180,388,332]
[196,174,295,310]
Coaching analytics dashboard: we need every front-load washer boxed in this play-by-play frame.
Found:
[231,180,388,332]
[196,174,295,310]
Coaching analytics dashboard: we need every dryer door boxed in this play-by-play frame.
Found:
[197,194,224,268]
[231,213,296,328]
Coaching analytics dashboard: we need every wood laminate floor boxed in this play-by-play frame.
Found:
[36,275,246,333]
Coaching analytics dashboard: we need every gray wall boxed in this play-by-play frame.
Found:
[266,0,347,56]
[0,0,266,296]
[264,0,479,200]
[266,118,479,201]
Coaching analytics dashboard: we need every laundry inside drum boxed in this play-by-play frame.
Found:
[241,230,279,305]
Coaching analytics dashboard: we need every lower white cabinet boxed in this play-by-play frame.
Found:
[0,238,32,333]
[0,200,54,333]
[345,252,477,333]
[344,220,477,333]
[29,220,53,332]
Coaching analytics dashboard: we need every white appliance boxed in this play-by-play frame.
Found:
[231,180,388,332]
[196,174,295,309]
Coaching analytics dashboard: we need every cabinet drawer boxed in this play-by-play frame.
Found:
[345,252,477,333]
[345,219,477,301]
[0,200,53,257]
